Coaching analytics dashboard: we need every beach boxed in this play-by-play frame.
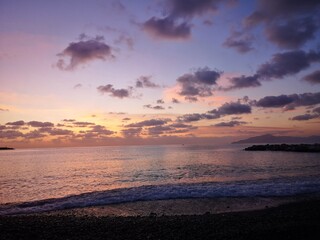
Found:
[1,196,320,240]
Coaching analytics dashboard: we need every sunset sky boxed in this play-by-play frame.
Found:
[1,0,320,148]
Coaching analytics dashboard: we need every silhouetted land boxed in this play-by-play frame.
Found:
[233,134,320,144]
[0,147,14,150]
[1,200,320,240]
[244,144,320,152]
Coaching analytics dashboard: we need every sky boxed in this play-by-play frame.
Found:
[1,0,320,148]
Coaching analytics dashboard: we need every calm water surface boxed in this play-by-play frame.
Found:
[1,144,320,214]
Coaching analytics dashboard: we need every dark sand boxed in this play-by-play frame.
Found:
[1,197,320,240]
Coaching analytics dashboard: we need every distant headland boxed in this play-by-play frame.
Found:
[244,144,320,153]
[0,147,14,150]
[233,134,320,144]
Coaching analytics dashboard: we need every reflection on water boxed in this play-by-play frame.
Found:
[0,144,320,204]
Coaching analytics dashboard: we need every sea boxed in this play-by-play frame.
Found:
[1,144,320,215]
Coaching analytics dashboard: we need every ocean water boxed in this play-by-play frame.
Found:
[1,144,320,215]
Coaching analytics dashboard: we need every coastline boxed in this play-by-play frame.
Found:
[28,194,320,217]
[1,196,320,239]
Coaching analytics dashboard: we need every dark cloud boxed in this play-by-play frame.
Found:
[135,76,160,88]
[125,119,170,128]
[290,113,319,121]
[223,31,254,53]
[24,130,46,139]
[143,0,232,40]
[143,17,191,40]
[178,101,251,123]
[169,123,195,129]
[222,75,261,91]
[245,0,320,49]
[256,92,320,110]
[47,128,73,136]
[148,125,173,135]
[122,117,131,121]
[62,119,76,122]
[313,107,320,114]
[143,104,165,110]
[0,130,24,139]
[265,17,318,49]
[157,99,165,104]
[0,108,9,111]
[177,67,221,99]
[214,120,247,127]
[97,84,132,98]
[28,121,54,128]
[303,70,320,84]
[87,125,115,135]
[172,98,180,104]
[56,36,114,71]
[177,113,204,122]
[255,95,295,108]
[5,120,25,126]
[185,96,198,102]
[168,0,223,18]
[257,50,320,80]
[121,127,142,138]
[215,102,252,115]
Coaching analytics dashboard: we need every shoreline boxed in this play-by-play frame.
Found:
[30,194,320,217]
[1,197,320,239]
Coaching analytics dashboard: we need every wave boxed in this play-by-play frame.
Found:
[1,176,320,216]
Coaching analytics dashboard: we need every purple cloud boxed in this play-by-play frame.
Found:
[303,70,320,84]
[56,36,114,71]
[97,84,132,98]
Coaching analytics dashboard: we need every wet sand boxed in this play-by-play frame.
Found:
[1,196,320,239]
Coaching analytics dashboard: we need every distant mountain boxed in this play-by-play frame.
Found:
[232,134,320,144]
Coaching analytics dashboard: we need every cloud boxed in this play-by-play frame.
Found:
[178,101,251,122]
[214,120,247,127]
[303,70,320,84]
[172,98,180,103]
[168,0,226,18]
[257,50,320,80]
[135,76,160,88]
[28,121,54,128]
[125,119,170,128]
[73,121,95,127]
[244,0,320,49]
[108,112,126,115]
[5,120,25,126]
[265,17,318,49]
[176,67,221,99]
[73,84,82,89]
[157,99,165,104]
[144,104,165,110]
[143,0,231,40]
[121,127,142,138]
[256,92,320,110]
[143,17,191,40]
[0,108,9,111]
[221,75,261,91]
[223,31,254,53]
[0,130,24,139]
[290,113,320,121]
[62,119,76,122]
[97,84,133,98]
[313,107,320,114]
[56,35,114,71]
[214,101,252,115]
[87,125,115,135]
[46,128,73,136]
